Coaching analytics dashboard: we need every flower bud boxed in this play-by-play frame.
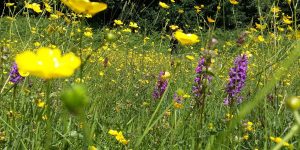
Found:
[286,96,300,111]
[105,32,117,41]
[61,84,89,115]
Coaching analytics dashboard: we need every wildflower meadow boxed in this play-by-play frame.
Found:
[0,0,300,149]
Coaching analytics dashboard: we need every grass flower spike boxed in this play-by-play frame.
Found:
[61,0,107,16]
[15,47,81,79]
[174,30,200,45]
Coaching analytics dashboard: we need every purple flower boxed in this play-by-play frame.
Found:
[174,93,183,104]
[9,63,24,84]
[224,54,248,106]
[153,71,168,99]
[193,57,212,98]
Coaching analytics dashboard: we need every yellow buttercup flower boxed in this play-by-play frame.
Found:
[108,130,119,136]
[186,55,195,61]
[61,0,107,16]
[207,17,215,23]
[36,99,46,108]
[84,31,93,38]
[174,102,183,109]
[174,31,200,45]
[271,6,281,13]
[109,129,129,145]
[114,19,123,26]
[115,132,129,145]
[283,15,292,24]
[25,3,42,13]
[169,25,179,30]
[243,134,249,140]
[270,136,291,148]
[129,22,139,28]
[277,26,285,32]
[15,47,81,79]
[122,28,131,32]
[255,23,267,30]
[44,2,53,12]
[50,14,59,20]
[178,8,184,14]
[159,2,170,9]
[161,71,171,80]
[257,35,265,42]
[229,0,239,5]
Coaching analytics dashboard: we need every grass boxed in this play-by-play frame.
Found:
[0,1,300,149]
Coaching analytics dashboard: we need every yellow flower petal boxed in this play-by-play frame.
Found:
[61,0,107,16]
[174,31,200,45]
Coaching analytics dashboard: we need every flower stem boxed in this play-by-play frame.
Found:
[272,111,300,150]
[45,80,53,149]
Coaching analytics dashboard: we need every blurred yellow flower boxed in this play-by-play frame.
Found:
[44,2,53,12]
[207,17,215,23]
[109,129,129,145]
[50,14,59,20]
[34,42,41,47]
[108,129,118,136]
[114,19,123,26]
[25,3,42,13]
[255,23,266,30]
[257,35,265,42]
[84,32,93,38]
[174,102,183,109]
[229,0,239,5]
[99,71,105,76]
[161,71,171,80]
[122,28,131,32]
[174,31,200,45]
[36,99,46,108]
[88,146,98,150]
[271,6,281,13]
[178,9,184,14]
[15,47,81,79]
[194,5,201,13]
[5,3,15,7]
[159,2,170,9]
[277,27,284,32]
[270,136,291,148]
[186,55,195,61]
[61,0,107,16]
[243,134,249,140]
[129,21,138,28]
[283,15,292,24]
[183,94,191,98]
[169,25,179,30]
